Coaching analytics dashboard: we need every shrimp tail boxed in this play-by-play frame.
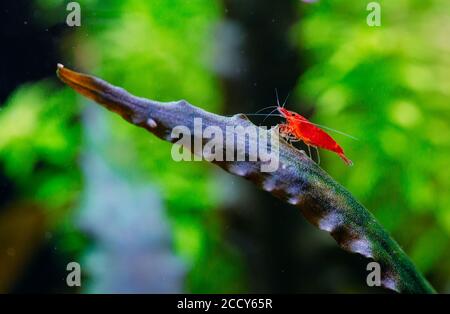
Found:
[338,153,353,166]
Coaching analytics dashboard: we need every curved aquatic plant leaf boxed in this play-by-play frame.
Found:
[56,64,436,293]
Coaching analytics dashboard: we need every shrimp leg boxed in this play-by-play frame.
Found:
[314,146,320,165]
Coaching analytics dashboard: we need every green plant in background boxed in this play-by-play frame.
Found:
[0,82,81,211]
[294,0,450,287]
[0,82,85,289]
[1,0,246,292]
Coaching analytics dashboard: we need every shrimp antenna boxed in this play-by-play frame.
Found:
[308,123,359,140]
[275,88,281,107]
[282,92,290,108]
[262,107,280,123]
[255,89,281,123]
[239,113,284,117]
[253,106,279,115]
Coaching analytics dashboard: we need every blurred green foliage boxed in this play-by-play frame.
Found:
[0,82,81,210]
[1,0,246,292]
[293,0,450,278]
